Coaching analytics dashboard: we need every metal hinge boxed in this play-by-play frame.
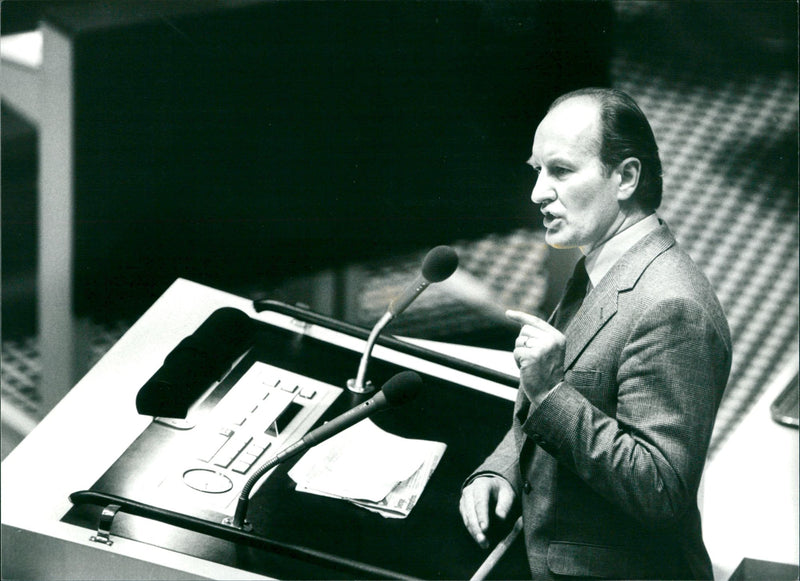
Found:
[89,503,122,546]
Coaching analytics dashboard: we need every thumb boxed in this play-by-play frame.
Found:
[493,485,515,520]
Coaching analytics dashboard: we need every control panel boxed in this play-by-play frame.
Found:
[153,362,342,514]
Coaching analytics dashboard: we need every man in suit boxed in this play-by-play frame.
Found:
[459,88,732,579]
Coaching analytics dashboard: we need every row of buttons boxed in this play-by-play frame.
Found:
[198,428,273,474]
[230,387,315,428]
[254,372,318,399]
[190,363,330,479]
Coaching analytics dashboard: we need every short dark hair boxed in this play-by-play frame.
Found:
[550,88,663,211]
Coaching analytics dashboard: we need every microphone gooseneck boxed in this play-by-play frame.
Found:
[228,371,422,529]
[349,246,458,393]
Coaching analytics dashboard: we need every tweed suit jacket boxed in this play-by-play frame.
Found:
[471,222,732,579]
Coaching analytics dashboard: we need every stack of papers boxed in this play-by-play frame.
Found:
[288,419,446,518]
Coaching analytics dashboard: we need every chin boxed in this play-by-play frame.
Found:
[544,231,577,250]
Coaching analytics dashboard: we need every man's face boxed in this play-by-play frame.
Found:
[527,97,623,251]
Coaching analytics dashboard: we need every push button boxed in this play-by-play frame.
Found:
[523,480,532,494]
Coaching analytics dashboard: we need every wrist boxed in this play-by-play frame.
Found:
[529,380,562,408]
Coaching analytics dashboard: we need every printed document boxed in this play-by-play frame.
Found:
[288,419,446,518]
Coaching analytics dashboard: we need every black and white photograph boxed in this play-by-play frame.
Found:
[1,1,797,579]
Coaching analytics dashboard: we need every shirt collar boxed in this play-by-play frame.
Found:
[583,213,660,288]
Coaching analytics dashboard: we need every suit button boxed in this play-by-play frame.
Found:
[523,481,532,494]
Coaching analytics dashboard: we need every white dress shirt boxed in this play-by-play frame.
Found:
[583,213,661,289]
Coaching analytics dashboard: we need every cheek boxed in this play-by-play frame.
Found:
[557,183,616,242]
[567,178,615,217]
[561,185,595,219]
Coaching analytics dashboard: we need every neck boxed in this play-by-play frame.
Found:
[580,207,650,256]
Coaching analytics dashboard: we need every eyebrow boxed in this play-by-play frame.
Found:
[527,155,573,167]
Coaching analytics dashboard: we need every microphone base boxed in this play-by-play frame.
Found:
[222,516,253,532]
[346,378,376,394]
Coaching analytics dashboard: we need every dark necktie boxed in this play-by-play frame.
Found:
[553,257,590,332]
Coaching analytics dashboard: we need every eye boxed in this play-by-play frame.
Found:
[549,166,571,178]
[526,164,541,178]
[524,164,540,187]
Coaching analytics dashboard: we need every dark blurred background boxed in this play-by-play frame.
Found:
[3,0,611,325]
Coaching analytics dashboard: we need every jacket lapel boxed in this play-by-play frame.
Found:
[562,222,676,370]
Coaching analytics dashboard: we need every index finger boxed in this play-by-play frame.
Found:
[460,483,490,548]
[506,309,549,328]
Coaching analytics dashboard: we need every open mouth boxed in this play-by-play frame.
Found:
[542,211,561,228]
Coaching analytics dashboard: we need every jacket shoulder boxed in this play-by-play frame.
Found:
[634,244,731,346]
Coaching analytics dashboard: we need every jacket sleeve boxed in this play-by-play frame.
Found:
[521,296,731,528]
[463,425,524,496]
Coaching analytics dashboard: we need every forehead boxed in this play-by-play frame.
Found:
[530,97,601,163]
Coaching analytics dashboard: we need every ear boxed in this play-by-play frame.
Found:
[616,157,641,202]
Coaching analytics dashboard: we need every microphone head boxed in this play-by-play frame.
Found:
[380,371,423,406]
[421,246,459,282]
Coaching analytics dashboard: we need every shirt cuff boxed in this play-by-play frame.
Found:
[462,471,515,493]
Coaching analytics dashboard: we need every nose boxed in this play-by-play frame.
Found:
[530,171,556,206]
